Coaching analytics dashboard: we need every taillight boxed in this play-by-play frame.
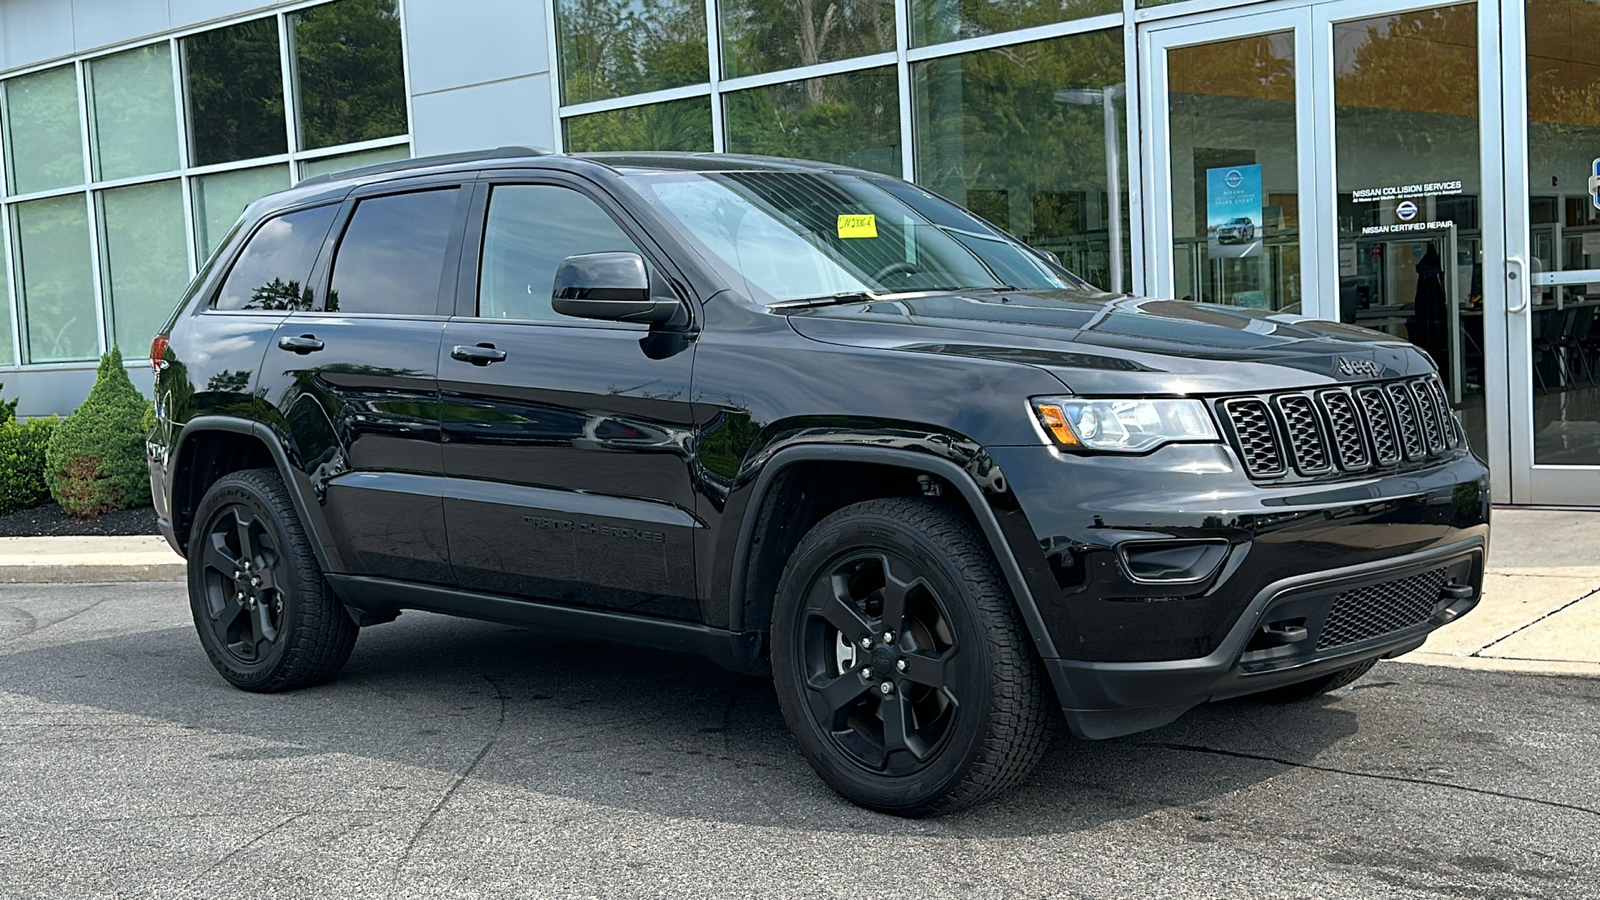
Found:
[149,334,169,375]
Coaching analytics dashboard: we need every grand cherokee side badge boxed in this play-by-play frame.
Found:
[1337,357,1383,378]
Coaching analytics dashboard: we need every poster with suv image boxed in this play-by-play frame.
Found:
[1207,164,1264,260]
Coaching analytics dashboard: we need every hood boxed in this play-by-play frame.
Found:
[783,290,1431,395]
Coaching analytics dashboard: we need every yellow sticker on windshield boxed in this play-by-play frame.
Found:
[837,214,878,238]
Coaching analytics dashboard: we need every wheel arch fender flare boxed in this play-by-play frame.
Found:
[168,415,341,574]
[728,444,1060,661]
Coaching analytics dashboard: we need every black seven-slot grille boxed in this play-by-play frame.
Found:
[1219,375,1459,480]
[1316,567,1450,650]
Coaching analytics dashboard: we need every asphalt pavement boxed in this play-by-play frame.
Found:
[2,581,1597,899]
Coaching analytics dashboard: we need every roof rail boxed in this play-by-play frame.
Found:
[294,145,548,188]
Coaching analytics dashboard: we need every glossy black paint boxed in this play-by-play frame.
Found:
[150,150,1491,742]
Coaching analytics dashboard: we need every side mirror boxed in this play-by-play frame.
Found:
[552,251,681,325]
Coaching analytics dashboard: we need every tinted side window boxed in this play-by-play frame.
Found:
[478,184,643,321]
[327,188,460,315]
[212,204,338,311]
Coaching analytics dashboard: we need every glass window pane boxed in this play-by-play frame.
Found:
[3,65,85,195]
[214,204,339,311]
[88,44,181,182]
[299,144,409,180]
[555,0,709,105]
[1333,6,1484,456]
[291,0,407,151]
[194,164,292,262]
[479,185,643,321]
[328,189,460,315]
[11,195,97,363]
[720,0,892,78]
[0,249,13,366]
[183,17,287,166]
[1526,0,1600,465]
[562,98,713,152]
[911,0,1119,48]
[724,67,900,175]
[99,181,189,352]
[913,30,1128,290]
[1166,33,1299,311]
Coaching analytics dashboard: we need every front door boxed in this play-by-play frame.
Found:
[438,176,702,621]
[1144,0,1514,498]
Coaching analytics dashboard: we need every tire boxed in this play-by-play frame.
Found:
[1246,658,1377,703]
[186,468,358,692]
[770,497,1051,817]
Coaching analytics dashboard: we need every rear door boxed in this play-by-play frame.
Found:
[259,175,471,584]
[438,173,701,619]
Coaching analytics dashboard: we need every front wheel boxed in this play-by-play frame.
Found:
[770,497,1051,816]
[187,468,358,692]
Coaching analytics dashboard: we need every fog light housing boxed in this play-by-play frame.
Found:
[1117,539,1229,584]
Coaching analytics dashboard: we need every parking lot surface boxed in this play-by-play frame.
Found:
[2,581,1597,899]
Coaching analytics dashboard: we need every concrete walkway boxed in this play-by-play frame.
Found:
[0,508,1595,675]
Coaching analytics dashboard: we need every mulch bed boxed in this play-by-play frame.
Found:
[0,503,161,538]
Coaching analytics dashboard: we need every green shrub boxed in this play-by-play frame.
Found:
[0,417,56,515]
[0,380,16,425]
[45,347,153,516]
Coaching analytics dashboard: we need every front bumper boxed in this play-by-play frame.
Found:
[1044,539,1481,738]
[984,443,1490,739]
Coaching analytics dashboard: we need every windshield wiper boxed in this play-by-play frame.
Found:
[771,286,1021,310]
[769,291,887,309]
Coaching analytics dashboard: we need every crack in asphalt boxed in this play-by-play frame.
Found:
[393,674,509,879]
[185,811,310,886]
[1145,742,1600,820]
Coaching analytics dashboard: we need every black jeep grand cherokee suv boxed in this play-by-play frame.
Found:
[149,149,1488,816]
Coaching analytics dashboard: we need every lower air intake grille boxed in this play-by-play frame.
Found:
[1316,567,1449,650]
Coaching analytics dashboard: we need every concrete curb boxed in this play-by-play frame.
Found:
[0,562,186,584]
[0,536,185,584]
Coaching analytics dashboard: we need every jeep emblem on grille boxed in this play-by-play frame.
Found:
[1336,357,1383,378]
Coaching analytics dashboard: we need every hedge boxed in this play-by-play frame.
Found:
[0,417,56,515]
[44,347,153,516]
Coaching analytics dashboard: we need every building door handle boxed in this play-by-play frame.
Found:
[277,334,324,354]
[450,343,507,366]
[1506,257,1528,314]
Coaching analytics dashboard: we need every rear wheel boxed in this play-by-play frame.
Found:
[187,469,357,691]
[770,497,1050,816]
[1247,659,1377,703]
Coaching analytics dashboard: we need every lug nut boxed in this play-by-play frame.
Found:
[233,570,241,580]
[242,560,251,569]
[251,577,262,588]
[860,667,874,679]
[878,682,895,695]
[895,659,908,672]
[860,636,873,650]
[882,631,895,645]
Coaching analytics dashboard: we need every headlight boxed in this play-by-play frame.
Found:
[1031,397,1218,453]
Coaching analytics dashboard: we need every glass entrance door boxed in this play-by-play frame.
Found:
[1143,11,1322,312]
[1319,1,1494,462]
[1504,0,1600,504]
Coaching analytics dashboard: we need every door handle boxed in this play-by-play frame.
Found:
[451,343,507,366]
[1506,257,1528,314]
[277,334,324,354]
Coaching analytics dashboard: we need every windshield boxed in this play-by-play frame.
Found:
[621,169,1087,304]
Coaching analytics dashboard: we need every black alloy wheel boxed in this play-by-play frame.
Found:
[187,469,357,692]
[199,503,284,665]
[798,549,962,775]
[771,497,1051,817]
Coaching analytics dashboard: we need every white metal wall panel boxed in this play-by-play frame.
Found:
[403,0,548,95]
[410,73,555,156]
[70,0,170,53]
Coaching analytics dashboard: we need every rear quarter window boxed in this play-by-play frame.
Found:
[212,204,339,311]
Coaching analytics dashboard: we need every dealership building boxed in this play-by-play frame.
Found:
[0,0,1595,505]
